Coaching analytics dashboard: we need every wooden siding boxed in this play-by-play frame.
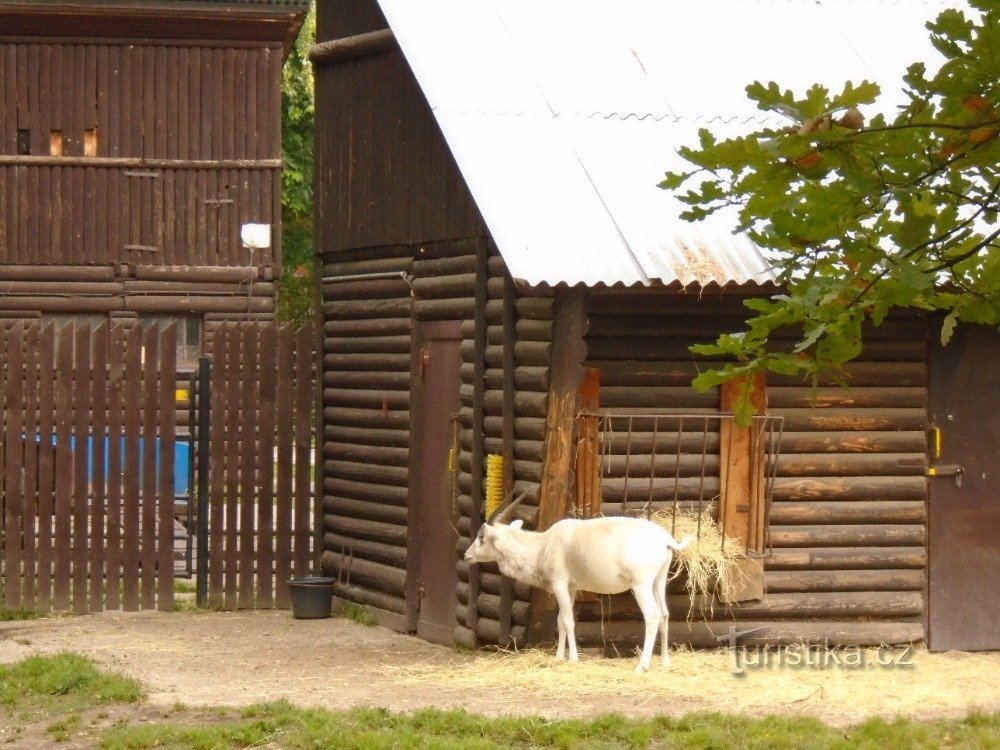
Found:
[0,41,282,268]
[313,38,483,253]
[579,289,928,647]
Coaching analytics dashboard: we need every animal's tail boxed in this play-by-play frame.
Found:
[668,534,694,551]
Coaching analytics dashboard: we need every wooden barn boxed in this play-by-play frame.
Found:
[0,0,309,365]
[313,0,999,653]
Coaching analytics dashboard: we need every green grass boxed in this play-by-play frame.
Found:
[339,601,376,627]
[98,703,1000,750]
[173,579,197,595]
[0,652,145,712]
[0,607,44,621]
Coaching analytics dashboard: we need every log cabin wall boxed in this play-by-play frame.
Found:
[0,3,297,324]
[576,287,929,648]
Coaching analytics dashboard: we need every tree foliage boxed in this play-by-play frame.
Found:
[278,2,316,325]
[662,1,999,414]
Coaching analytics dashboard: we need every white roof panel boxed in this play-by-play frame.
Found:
[376,0,966,287]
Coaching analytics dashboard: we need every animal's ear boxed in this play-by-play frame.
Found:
[508,519,524,531]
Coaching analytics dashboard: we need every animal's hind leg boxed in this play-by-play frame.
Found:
[553,586,578,661]
[632,585,659,672]
[654,564,672,667]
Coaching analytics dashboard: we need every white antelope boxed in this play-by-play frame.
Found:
[464,492,692,672]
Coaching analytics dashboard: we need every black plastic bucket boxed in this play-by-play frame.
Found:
[288,576,336,619]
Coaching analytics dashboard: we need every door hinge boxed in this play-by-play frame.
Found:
[928,463,963,487]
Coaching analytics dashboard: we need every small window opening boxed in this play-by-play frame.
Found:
[49,130,63,157]
[84,128,98,157]
[16,129,30,155]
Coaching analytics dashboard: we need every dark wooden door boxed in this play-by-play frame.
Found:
[406,320,462,645]
[928,324,1000,651]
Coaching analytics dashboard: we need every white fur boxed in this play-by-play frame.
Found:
[464,515,691,671]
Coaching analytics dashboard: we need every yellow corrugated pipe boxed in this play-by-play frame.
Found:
[485,454,505,519]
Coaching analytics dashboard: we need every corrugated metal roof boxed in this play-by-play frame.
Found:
[377,0,965,288]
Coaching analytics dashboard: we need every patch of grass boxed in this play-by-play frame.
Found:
[0,652,145,712]
[46,713,83,742]
[339,602,376,627]
[172,579,197,595]
[97,703,1000,750]
[0,607,44,621]
[15,638,32,646]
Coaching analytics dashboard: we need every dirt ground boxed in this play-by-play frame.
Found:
[2,609,999,728]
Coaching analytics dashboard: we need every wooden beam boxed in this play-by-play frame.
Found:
[309,29,396,66]
[528,287,587,644]
[574,368,601,519]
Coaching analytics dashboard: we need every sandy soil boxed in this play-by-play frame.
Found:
[2,609,999,728]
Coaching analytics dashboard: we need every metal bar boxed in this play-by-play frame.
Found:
[671,415,684,534]
[320,270,410,284]
[622,415,632,515]
[644,416,658,519]
[0,155,282,169]
[186,371,196,577]
[195,356,211,608]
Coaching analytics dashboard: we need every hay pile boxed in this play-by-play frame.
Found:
[648,507,750,613]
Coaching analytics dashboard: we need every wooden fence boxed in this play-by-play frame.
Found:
[206,322,317,610]
[0,321,177,613]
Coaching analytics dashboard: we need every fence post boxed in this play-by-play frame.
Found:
[195,356,211,607]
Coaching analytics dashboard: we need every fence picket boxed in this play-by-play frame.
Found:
[121,323,143,611]
[53,323,74,610]
[72,324,93,614]
[293,324,313,578]
[90,322,109,614]
[140,324,159,610]
[3,322,24,609]
[36,322,55,612]
[274,323,294,608]
[223,323,241,610]
[208,325,227,609]
[238,324,258,609]
[21,322,40,611]
[105,324,125,611]
[256,324,277,607]
[157,323,177,612]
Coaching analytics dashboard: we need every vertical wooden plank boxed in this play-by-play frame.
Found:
[96,45,109,158]
[256,324,277,607]
[3,323,25,609]
[121,323,142,611]
[222,48,235,161]
[246,48,258,160]
[292,325,313,577]
[107,45,120,158]
[21,323,40,611]
[35,323,55,611]
[273,324,294,608]
[237,324,258,608]
[223,324,241,609]
[157,323,177,612]
[105,324,125,610]
[140,324,159,609]
[176,47,189,161]
[231,49,245,160]
[71,324,92,614]
[208,323,227,608]
[53,323,74,610]
[89,322,108,613]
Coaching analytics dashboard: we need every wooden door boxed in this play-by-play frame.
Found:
[927,324,1000,651]
[406,320,462,645]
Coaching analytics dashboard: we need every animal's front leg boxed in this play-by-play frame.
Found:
[632,586,659,672]
[552,585,578,661]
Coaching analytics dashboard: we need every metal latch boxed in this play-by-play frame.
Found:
[927,464,963,487]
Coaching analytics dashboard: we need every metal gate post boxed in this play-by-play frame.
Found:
[195,356,211,607]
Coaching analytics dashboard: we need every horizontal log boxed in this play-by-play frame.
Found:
[456,584,531,626]
[461,364,549,392]
[769,500,925,525]
[411,253,479,276]
[323,459,409,486]
[0,264,116,281]
[324,317,411,338]
[577,620,924,649]
[515,296,554,320]
[764,568,924,593]
[413,298,475,320]
[774,408,927,432]
[320,253,414,278]
[600,386,718,410]
[515,319,553,342]
[780,430,928,454]
[463,341,551,368]
[324,532,407,568]
[411,272,476,300]
[321,277,410,301]
[596,430,721,455]
[323,478,409,505]
[124,295,272,314]
[765,546,926,570]
[322,352,411,372]
[587,359,702,387]
[323,515,407,546]
[323,425,410,449]
[599,476,721,503]
[135,265,260,283]
[769,387,926,409]
[769,524,925,548]
[323,442,409,467]
[456,564,533,600]
[323,406,409,430]
[775,452,925,477]
[0,154,281,169]
[323,370,411,390]
[331,586,408,616]
[772,475,926,502]
[322,297,412,320]
[323,335,411,354]
[323,497,408,525]
[2,281,125,295]
[453,609,527,646]
[321,550,406,596]
[322,388,410,411]
[596,453,721,480]
[588,338,926,362]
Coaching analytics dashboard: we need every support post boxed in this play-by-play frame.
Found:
[195,356,211,608]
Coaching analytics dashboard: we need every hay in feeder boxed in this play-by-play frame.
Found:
[648,507,751,614]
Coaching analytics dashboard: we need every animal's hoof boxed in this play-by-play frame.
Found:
[634,663,650,673]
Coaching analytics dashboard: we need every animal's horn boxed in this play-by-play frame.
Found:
[488,485,532,524]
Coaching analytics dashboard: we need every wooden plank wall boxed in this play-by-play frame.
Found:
[206,322,316,610]
[576,289,927,647]
[0,320,176,613]
[0,41,282,276]
[317,246,415,616]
